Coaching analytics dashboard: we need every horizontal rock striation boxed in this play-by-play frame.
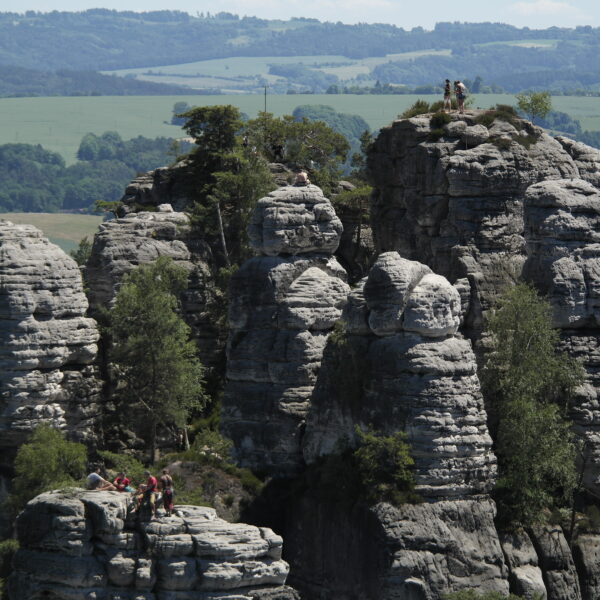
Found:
[523,178,600,497]
[8,490,298,600]
[0,222,101,529]
[368,111,582,338]
[86,209,222,369]
[304,251,496,499]
[222,185,349,476]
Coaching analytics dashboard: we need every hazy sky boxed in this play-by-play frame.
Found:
[3,0,598,29]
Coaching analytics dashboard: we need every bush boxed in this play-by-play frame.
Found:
[428,128,446,142]
[354,428,420,506]
[400,99,430,118]
[6,424,87,518]
[305,428,419,507]
[0,540,18,579]
[476,104,521,129]
[430,111,451,129]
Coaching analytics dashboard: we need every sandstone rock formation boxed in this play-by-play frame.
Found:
[304,251,496,499]
[522,178,600,496]
[368,111,581,338]
[86,209,222,368]
[222,185,350,476]
[0,222,101,527]
[8,490,298,600]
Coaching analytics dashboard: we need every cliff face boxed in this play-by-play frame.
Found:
[0,222,101,528]
[368,112,580,338]
[8,490,298,600]
[222,185,350,476]
[86,206,222,370]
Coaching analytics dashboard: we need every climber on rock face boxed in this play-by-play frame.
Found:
[86,469,116,491]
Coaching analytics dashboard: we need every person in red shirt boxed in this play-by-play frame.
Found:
[144,470,158,518]
[113,472,130,492]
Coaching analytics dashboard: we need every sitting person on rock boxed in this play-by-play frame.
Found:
[160,468,175,517]
[294,170,310,186]
[113,471,131,492]
[86,468,116,491]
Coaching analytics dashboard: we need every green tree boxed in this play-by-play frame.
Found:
[516,91,552,124]
[481,283,584,526]
[69,236,92,266]
[6,424,87,517]
[108,256,205,462]
[244,112,348,196]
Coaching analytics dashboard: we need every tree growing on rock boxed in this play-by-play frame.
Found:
[481,283,584,527]
[108,256,205,462]
[6,424,87,517]
[516,91,552,124]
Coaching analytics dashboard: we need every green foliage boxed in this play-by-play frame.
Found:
[428,128,446,141]
[354,428,419,506]
[516,91,552,123]
[6,424,87,517]
[0,539,18,578]
[97,450,146,485]
[475,104,521,129]
[350,129,375,182]
[180,105,242,153]
[430,111,452,129]
[69,235,92,266]
[244,111,349,196]
[305,427,419,507]
[0,133,191,213]
[401,99,431,118]
[331,186,371,221]
[514,133,539,149]
[108,256,206,461]
[482,283,584,526]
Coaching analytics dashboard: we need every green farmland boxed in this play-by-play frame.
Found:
[0,94,599,165]
[1,213,104,253]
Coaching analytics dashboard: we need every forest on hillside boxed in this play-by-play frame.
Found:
[1,13,600,94]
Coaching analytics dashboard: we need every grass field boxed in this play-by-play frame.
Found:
[1,213,104,253]
[0,94,599,165]
[105,50,452,89]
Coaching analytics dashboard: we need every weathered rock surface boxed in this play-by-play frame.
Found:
[368,111,581,338]
[573,533,600,600]
[500,530,547,599]
[222,185,349,476]
[8,490,298,600]
[556,136,600,189]
[304,251,496,499]
[0,222,101,528]
[275,492,508,599]
[522,179,600,496]
[86,210,222,368]
[529,525,582,600]
[247,185,343,257]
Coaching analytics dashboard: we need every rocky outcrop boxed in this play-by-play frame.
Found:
[8,490,298,600]
[500,530,547,599]
[522,179,600,496]
[222,185,350,476]
[0,222,101,528]
[304,251,496,499]
[368,111,580,338]
[86,208,222,368]
[556,136,600,189]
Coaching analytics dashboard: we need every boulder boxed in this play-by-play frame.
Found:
[8,490,297,600]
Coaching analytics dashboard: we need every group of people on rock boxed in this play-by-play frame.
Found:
[86,467,174,518]
[443,79,467,114]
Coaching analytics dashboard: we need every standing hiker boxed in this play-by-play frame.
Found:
[443,79,452,112]
[455,80,467,114]
[160,468,175,517]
